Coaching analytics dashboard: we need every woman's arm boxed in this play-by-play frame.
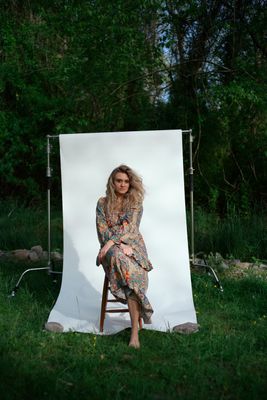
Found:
[110,206,143,244]
[96,198,115,264]
[96,198,112,246]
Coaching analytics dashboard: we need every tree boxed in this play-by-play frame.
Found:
[155,0,267,212]
[0,0,266,211]
[0,0,160,200]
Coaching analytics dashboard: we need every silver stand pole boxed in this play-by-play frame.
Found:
[182,129,195,262]
[189,130,195,263]
[182,129,223,292]
[9,135,61,296]
[47,135,52,272]
[46,135,62,280]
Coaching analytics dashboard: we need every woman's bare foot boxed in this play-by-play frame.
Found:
[129,335,140,349]
[127,297,141,349]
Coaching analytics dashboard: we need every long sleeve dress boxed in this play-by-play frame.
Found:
[96,197,153,324]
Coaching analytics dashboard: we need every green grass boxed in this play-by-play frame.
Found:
[192,207,267,261]
[0,260,266,400]
[0,201,266,399]
[0,200,62,251]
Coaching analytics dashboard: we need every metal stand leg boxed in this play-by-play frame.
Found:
[9,267,50,297]
[191,253,224,292]
[9,261,62,297]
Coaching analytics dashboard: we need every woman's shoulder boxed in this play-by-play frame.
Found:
[97,197,106,207]
[131,201,143,211]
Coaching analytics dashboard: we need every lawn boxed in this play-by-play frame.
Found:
[0,259,266,400]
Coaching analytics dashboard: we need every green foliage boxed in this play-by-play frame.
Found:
[192,206,267,260]
[0,200,62,251]
[0,0,266,211]
[155,0,267,212]
[0,0,160,200]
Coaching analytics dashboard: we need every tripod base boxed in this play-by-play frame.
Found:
[9,264,62,297]
[191,257,224,292]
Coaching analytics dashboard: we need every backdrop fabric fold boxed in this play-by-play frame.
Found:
[47,130,197,333]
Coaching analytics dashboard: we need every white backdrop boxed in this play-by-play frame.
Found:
[47,130,197,333]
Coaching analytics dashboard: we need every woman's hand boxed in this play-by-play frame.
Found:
[120,243,133,256]
[98,240,114,264]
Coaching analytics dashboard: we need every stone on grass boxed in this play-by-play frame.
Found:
[28,251,40,262]
[11,249,30,261]
[31,245,43,257]
[51,251,63,261]
[235,262,251,269]
[45,322,64,333]
[220,260,229,270]
[172,322,200,334]
[234,260,243,266]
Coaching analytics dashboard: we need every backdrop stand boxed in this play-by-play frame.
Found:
[182,130,223,292]
[10,130,223,296]
[9,135,62,297]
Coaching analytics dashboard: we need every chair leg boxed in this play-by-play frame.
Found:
[100,275,143,332]
[100,275,109,332]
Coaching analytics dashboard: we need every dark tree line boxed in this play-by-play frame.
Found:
[1,0,266,213]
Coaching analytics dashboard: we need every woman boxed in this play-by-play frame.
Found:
[96,164,153,348]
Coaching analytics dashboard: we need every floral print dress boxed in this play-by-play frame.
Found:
[96,197,153,324]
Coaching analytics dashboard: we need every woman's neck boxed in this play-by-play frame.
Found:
[116,193,124,202]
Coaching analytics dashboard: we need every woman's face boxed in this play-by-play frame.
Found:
[114,172,130,196]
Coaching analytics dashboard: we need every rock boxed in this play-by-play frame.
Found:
[38,251,63,261]
[213,252,229,270]
[11,249,30,261]
[221,260,229,270]
[51,251,63,261]
[233,259,241,265]
[28,245,44,261]
[28,250,40,262]
[44,322,64,333]
[172,322,200,334]
[259,264,267,270]
[235,262,251,269]
[30,245,43,257]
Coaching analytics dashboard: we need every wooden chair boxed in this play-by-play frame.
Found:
[100,275,143,332]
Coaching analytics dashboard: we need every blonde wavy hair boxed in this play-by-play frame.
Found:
[105,165,144,215]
